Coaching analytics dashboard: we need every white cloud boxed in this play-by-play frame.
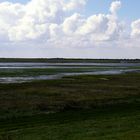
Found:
[0,2,24,41]
[54,1,123,42]
[131,19,140,38]
[76,14,123,41]
[110,1,121,15]
[0,0,123,43]
[0,0,139,55]
[64,0,87,11]
[62,13,84,35]
[0,0,87,41]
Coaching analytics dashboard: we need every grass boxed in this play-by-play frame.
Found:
[0,66,134,77]
[0,73,140,139]
[0,67,107,77]
[0,61,139,78]
[0,106,140,140]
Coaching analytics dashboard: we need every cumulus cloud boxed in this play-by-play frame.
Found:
[52,1,124,43]
[0,2,24,41]
[64,0,87,11]
[0,0,139,50]
[0,0,87,41]
[131,19,140,38]
[0,0,123,42]
[110,0,121,15]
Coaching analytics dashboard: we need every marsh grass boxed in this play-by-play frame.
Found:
[0,73,140,116]
[0,67,124,77]
[0,73,139,139]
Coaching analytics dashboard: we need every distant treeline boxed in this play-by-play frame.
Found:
[0,58,140,63]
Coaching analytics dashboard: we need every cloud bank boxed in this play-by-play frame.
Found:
[0,0,140,58]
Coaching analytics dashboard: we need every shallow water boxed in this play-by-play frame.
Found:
[0,69,139,83]
[0,62,140,68]
[0,62,140,83]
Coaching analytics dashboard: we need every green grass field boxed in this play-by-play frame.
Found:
[0,73,140,140]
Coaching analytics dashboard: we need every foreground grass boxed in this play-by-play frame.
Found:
[0,105,140,140]
[0,73,140,139]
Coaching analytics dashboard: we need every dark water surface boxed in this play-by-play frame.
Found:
[0,62,140,83]
[0,62,140,68]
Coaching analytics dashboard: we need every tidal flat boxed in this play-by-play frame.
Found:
[0,62,140,83]
[0,60,140,140]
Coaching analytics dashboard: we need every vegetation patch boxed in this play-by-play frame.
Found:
[0,73,139,139]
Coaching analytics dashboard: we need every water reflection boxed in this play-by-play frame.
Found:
[0,69,139,83]
[0,62,140,68]
[0,63,140,83]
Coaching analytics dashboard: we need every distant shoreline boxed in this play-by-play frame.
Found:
[0,58,140,63]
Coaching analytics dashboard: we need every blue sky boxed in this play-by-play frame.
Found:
[86,0,140,22]
[4,0,140,22]
[0,0,140,58]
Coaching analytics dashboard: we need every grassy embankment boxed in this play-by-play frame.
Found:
[0,73,140,140]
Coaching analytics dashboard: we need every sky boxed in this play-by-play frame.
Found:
[0,0,140,58]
